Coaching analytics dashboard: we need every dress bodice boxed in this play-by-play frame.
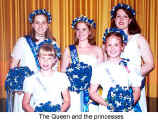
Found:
[91,62,142,99]
[121,34,142,68]
[78,54,98,66]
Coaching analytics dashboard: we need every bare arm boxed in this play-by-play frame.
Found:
[10,57,20,68]
[22,93,34,112]
[90,84,107,106]
[60,48,70,72]
[61,89,70,112]
[132,87,141,104]
[137,35,154,76]
[102,44,108,62]
[96,47,104,63]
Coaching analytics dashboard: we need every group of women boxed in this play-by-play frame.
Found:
[8,3,154,112]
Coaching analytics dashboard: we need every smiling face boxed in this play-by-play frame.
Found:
[105,35,124,59]
[32,14,48,36]
[114,9,131,31]
[75,22,90,42]
[38,45,56,71]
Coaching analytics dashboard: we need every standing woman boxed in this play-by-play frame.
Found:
[9,9,60,112]
[61,16,104,112]
[109,3,154,111]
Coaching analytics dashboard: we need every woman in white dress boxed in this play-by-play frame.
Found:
[61,16,104,112]
[22,44,70,112]
[107,3,154,112]
[9,9,60,112]
[90,28,142,112]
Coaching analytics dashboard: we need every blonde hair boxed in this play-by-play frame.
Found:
[38,44,56,57]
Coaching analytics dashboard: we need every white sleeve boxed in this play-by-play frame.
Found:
[11,37,26,60]
[128,63,143,87]
[60,73,70,91]
[23,76,34,94]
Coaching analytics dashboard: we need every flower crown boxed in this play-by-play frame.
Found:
[111,3,136,18]
[102,28,128,44]
[72,15,96,29]
[29,9,52,24]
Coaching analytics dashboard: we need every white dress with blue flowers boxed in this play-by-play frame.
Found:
[23,72,70,111]
[68,54,99,112]
[11,37,59,112]
[121,34,146,112]
[11,37,38,112]
[91,61,142,112]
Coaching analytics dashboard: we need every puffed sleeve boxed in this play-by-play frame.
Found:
[60,73,70,92]
[11,37,26,60]
[23,75,34,95]
[127,62,143,87]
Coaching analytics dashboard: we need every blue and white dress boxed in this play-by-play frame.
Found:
[91,60,142,112]
[121,34,146,112]
[66,45,99,112]
[23,71,70,111]
[10,36,60,112]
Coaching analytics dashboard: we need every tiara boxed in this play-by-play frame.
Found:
[102,28,128,44]
[111,3,136,18]
[29,9,52,24]
[72,15,96,29]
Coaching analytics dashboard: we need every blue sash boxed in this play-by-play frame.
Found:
[69,45,89,112]
[25,36,52,70]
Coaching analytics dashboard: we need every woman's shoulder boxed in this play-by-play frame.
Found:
[130,34,146,42]
[15,36,27,44]
[91,45,101,50]
[90,45,103,56]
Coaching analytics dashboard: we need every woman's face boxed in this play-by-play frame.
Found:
[75,22,90,42]
[32,15,48,36]
[114,9,131,30]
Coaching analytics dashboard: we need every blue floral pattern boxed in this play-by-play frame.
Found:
[102,28,128,44]
[34,101,61,112]
[29,9,52,24]
[106,85,134,112]
[5,66,34,92]
[72,15,96,29]
[66,62,92,93]
[111,3,136,18]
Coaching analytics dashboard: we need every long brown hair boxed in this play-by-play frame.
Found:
[28,14,56,42]
[74,22,96,45]
[110,8,141,35]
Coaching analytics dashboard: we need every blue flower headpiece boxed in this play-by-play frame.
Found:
[111,3,136,18]
[102,28,128,44]
[29,9,52,24]
[72,15,96,29]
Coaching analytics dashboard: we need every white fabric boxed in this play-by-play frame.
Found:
[23,71,70,110]
[12,37,39,72]
[91,62,142,112]
[11,37,58,112]
[121,34,147,112]
[68,54,99,112]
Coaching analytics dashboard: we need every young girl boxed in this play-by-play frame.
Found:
[9,9,60,112]
[90,28,142,112]
[22,44,70,112]
[109,3,154,111]
[61,16,104,112]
